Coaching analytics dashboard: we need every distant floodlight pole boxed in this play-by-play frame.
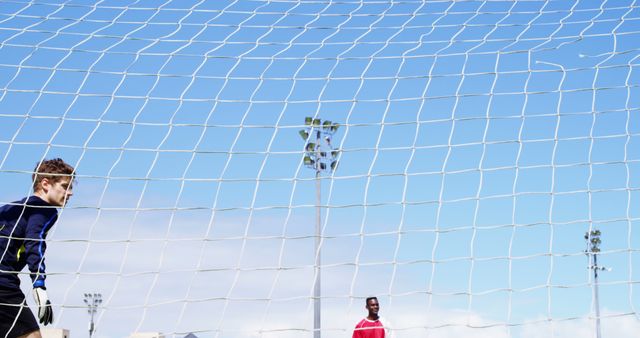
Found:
[83,293,102,338]
[585,229,606,338]
[299,117,339,338]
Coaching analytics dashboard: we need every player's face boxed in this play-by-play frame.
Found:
[366,299,380,316]
[42,177,73,207]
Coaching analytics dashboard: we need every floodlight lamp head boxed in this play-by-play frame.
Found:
[322,120,332,130]
[585,229,601,240]
[303,156,314,166]
[313,118,321,127]
[306,143,316,152]
[305,117,313,125]
[299,130,309,140]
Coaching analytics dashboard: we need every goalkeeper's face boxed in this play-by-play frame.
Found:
[40,177,74,207]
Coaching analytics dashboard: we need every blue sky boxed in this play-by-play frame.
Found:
[0,0,639,337]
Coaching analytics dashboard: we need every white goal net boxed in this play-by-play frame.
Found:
[0,0,639,337]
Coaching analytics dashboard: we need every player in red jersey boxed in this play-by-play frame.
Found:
[352,297,391,338]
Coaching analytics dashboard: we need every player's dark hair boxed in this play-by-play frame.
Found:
[365,296,378,305]
[32,158,76,192]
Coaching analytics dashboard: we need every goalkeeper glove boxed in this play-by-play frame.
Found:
[32,287,53,325]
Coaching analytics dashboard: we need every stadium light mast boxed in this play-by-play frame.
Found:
[585,229,607,338]
[299,117,339,338]
[84,293,102,338]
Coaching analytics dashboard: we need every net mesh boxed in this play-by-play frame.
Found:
[0,0,639,337]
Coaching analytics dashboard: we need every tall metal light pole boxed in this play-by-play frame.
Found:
[84,293,102,338]
[585,229,607,338]
[299,117,339,338]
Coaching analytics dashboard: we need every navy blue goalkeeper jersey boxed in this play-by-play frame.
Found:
[0,196,58,290]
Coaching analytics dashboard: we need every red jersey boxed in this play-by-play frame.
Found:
[352,318,385,338]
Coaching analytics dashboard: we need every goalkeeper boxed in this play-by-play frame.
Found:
[0,158,75,338]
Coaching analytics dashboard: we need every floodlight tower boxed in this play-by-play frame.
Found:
[299,117,339,338]
[585,229,606,338]
[83,293,102,338]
